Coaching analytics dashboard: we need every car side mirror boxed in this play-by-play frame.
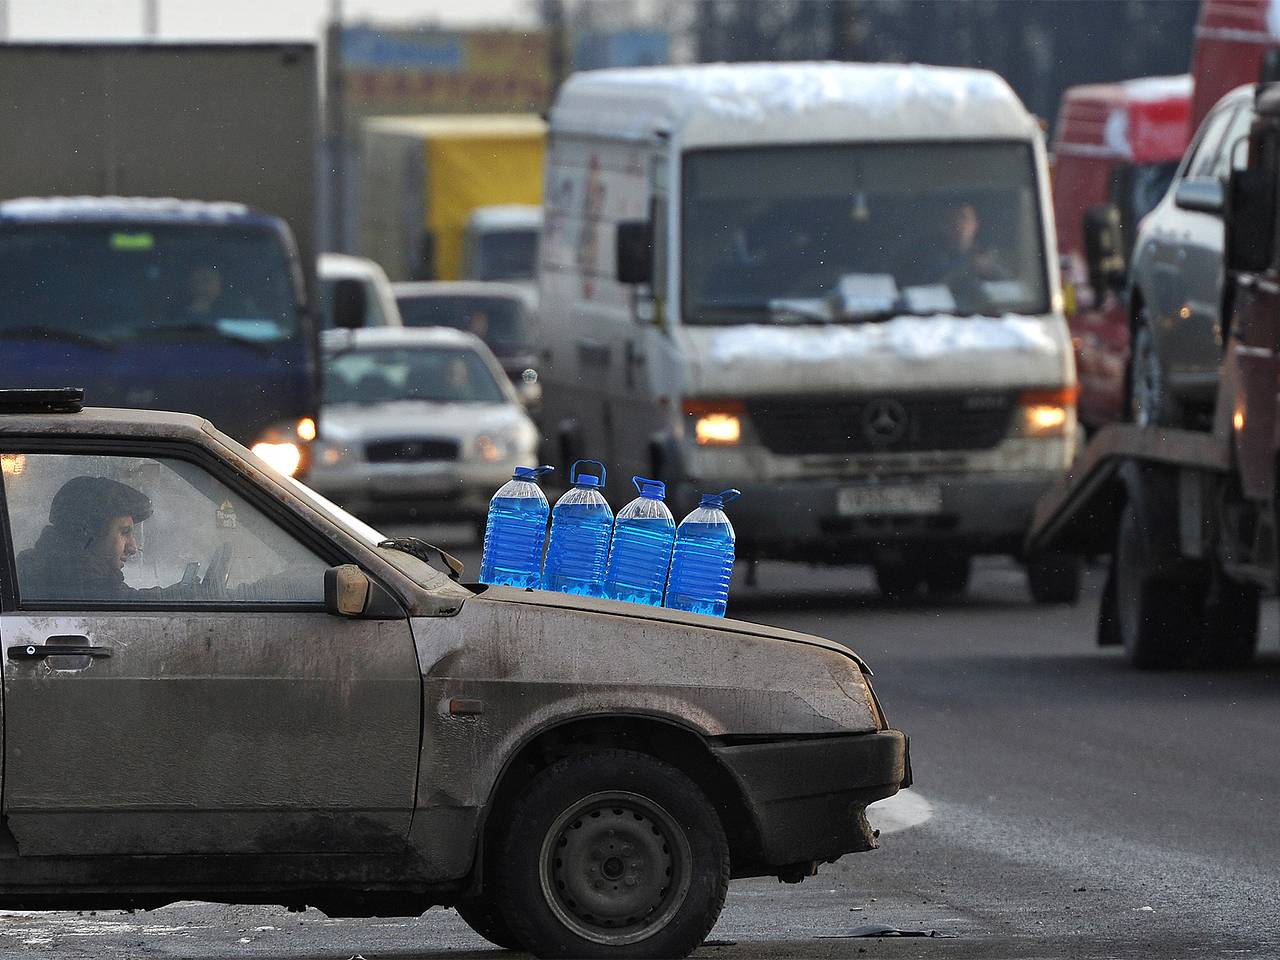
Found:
[616,220,653,285]
[331,278,367,330]
[1174,178,1225,215]
[1082,203,1126,295]
[324,564,370,616]
[1226,165,1276,273]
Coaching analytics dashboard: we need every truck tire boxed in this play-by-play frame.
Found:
[1115,500,1203,668]
[923,556,971,596]
[1129,316,1183,428]
[493,749,729,959]
[455,892,524,950]
[1201,575,1260,668]
[1026,553,1083,605]
[874,563,922,600]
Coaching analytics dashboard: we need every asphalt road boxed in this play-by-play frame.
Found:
[4,538,1277,960]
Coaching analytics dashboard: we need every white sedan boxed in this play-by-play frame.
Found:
[310,327,539,525]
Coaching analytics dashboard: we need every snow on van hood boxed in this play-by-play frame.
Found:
[682,314,1070,395]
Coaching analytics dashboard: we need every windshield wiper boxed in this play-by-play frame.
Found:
[0,326,114,349]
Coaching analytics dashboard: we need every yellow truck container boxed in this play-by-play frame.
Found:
[358,114,546,282]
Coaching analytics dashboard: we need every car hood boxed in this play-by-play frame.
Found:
[469,584,871,673]
[319,401,527,443]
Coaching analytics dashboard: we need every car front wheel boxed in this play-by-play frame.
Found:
[494,749,729,959]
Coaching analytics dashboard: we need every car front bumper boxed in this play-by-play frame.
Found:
[710,729,910,875]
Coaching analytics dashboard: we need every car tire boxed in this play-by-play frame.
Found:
[1200,573,1260,668]
[923,556,971,596]
[1115,499,1203,668]
[1026,553,1083,605]
[874,563,921,600]
[493,749,729,959]
[1129,315,1183,428]
[456,892,524,950]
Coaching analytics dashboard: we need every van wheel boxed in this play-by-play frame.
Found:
[455,892,524,950]
[494,749,729,959]
[1129,316,1182,428]
[1026,553,1083,605]
[874,563,921,600]
[923,556,971,596]
[1115,500,1202,668]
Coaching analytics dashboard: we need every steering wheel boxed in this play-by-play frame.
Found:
[199,542,235,597]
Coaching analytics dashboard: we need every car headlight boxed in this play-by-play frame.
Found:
[684,399,744,446]
[475,434,508,462]
[1020,387,1077,438]
[314,441,347,466]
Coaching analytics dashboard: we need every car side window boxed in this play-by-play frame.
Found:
[1215,105,1254,179]
[3,452,327,605]
[1187,105,1239,180]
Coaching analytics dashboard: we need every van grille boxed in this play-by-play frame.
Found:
[365,438,460,462]
[746,393,1016,455]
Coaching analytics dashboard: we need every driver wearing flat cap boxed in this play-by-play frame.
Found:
[17,476,161,601]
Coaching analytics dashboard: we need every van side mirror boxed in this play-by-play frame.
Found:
[331,278,367,330]
[1082,203,1126,294]
[616,220,653,285]
[324,564,369,616]
[1174,179,1225,214]
[1225,165,1276,273]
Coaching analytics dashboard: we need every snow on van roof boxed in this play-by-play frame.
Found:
[0,196,259,224]
[1120,74,1194,102]
[553,62,1036,146]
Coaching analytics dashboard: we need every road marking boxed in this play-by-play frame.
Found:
[867,790,933,835]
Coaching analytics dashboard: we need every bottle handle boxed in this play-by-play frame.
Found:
[717,488,742,504]
[632,475,665,497]
[570,459,607,487]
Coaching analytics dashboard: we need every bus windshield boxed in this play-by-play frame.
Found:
[0,222,302,347]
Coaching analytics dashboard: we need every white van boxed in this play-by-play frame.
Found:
[318,253,404,329]
[536,63,1079,602]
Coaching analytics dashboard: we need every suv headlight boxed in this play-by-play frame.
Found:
[684,399,745,446]
[1019,387,1077,438]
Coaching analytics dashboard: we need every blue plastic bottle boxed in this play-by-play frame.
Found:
[542,460,614,598]
[604,476,676,606]
[664,489,742,617]
[478,465,554,589]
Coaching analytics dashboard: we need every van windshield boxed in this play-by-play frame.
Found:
[0,223,301,347]
[681,142,1049,324]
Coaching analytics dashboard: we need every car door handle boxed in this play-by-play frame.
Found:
[8,638,113,661]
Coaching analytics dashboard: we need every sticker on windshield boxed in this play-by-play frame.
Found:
[109,232,155,252]
[902,284,957,314]
[830,274,898,317]
[215,499,238,530]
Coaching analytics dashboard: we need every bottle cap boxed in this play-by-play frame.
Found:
[512,464,555,482]
[570,459,607,488]
[698,488,741,510]
[632,476,666,500]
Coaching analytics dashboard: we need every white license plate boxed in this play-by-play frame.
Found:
[836,484,942,517]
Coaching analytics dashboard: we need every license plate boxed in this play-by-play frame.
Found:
[836,484,942,517]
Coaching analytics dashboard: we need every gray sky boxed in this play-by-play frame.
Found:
[4,0,537,40]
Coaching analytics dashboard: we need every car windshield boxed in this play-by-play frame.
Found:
[0,222,301,346]
[324,345,507,405]
[681,142,1049,323]
[395,294,532,351]
[475,229,539,280]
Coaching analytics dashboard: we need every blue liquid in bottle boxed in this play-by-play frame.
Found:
[479,465,554,589]
[542,459,613,598]
[664,489,742,618]
[605,476,676,606]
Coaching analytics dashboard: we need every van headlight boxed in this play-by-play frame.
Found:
[252,440,303,476]
[684,399,745,446]
[1020,387,1077,438]
[252,420,313,477]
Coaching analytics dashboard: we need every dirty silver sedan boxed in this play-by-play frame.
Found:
[0,388,910,959]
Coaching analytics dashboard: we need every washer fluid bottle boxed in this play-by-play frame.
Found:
[478,464,554,589]
[542,459,613,598]
[663,489,742,617]
[604,476,676,606]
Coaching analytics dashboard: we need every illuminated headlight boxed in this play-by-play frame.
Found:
[684,399,744,446]
[475,434,508,462]
[315,442,346,466]
[1020,388,1077,438]
[1,453,26,477]
[252,440,303,477]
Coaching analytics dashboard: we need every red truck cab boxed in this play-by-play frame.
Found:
[1192,0,1280,128]
[1052,76,1191,428]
